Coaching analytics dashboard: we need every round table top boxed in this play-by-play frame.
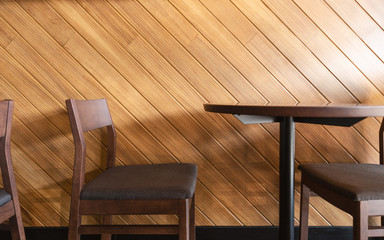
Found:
[204,103,384,118]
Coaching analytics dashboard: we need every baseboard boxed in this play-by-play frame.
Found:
[0,226,357,240]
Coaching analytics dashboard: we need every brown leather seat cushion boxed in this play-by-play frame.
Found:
[0,189,11,207]
[80,163,197,200]
[300,163,384,201]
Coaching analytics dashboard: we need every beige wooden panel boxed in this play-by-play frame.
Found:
[108,0,265,104]
[144,0,295,103]
[0,17,15,47]
[264,0,384,104]
[326,0,384,62]
[200,0,327,104]
[357,0,384,29]
[294,0,384,92]
[233,0,357,103]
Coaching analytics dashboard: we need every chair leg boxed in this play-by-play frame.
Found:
[353,201,368,240]
[299,183,310,240]
[189,196,196,240]
[9,212,26,240]
[179,199,190,240]
[101,215,112,240]
[68,212,81,240]
[380,216,384,240]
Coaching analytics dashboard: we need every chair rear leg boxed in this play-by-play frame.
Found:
[101,215,112,240]
[179,199,190,240]
[9,213,25,240]
[299,183,310,240]
[68,212,81,240]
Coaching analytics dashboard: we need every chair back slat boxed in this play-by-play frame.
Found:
[66,99,113,132]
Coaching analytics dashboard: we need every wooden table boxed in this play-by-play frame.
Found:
[204,103,384,240]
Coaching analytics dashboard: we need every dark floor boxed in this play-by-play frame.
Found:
[0,226,357,240]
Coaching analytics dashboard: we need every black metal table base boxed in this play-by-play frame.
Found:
[279,117,295,240]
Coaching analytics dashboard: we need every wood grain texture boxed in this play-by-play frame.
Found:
[0,0,383,227]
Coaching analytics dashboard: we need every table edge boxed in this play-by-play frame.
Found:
[203,103,384,118]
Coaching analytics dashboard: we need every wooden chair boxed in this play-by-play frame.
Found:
[66,98,197,240]
[299,119,384,240]
[0,100,25,240]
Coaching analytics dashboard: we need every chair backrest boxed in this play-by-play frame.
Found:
[66,99,117,196]
[0,100,17,197]
[66,99,113,133]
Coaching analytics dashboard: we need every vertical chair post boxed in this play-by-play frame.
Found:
[353,201,368,240]
[299,183,310,240]
[179,199,190,240]
[0,100,25,240]
[189,195,196,240]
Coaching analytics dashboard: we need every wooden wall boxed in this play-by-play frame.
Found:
[1,0,384,227]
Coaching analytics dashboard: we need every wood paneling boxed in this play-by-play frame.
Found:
[0,0,383,227]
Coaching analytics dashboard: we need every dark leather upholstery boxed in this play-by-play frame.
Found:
[0,189,11,207]
[81,163,197,200]
[300,163,384,201]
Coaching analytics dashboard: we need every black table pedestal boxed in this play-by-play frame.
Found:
[279,117,295,240]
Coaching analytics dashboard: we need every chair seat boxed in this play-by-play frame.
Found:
[300,163,384,201]
[80,163,197,200]
[0,188,11,207]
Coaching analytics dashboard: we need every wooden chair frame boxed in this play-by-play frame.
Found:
[0,100,25,240]
[300,119,384,240]
[66,99,195,240]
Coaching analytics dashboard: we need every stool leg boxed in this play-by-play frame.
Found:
[299,183,310,240]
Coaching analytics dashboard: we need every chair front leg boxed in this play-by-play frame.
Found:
[179,199,190,240]
[299,183,310,240]
[189,196,196,240]
[353,201,368,240]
